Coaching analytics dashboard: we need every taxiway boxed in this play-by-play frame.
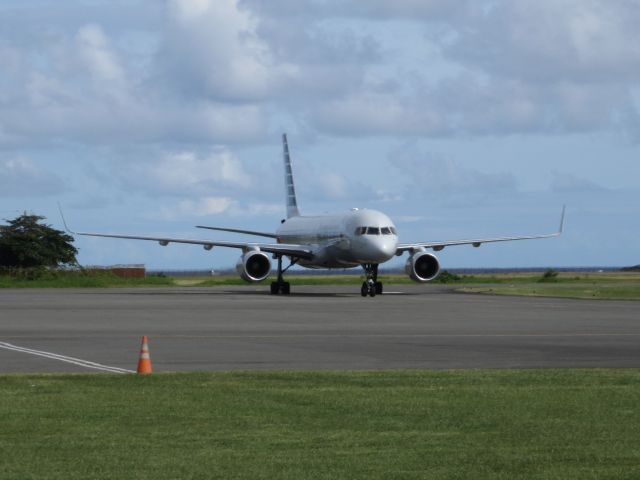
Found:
[1,285,639,373]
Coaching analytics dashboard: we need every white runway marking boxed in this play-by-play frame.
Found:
[0,342,135,374]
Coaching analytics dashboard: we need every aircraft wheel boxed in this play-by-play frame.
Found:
[281,282,290,295]
[361,282,368,297]
[369,286,376,297]
[375,281,383,295]
[270,282,280,295]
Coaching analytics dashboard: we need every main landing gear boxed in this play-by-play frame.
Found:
[361,263,383,298]
[270,256,297,295]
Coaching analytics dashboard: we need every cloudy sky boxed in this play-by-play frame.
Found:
[1,0,638,270]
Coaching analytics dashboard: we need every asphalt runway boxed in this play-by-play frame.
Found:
[1,285,639,374]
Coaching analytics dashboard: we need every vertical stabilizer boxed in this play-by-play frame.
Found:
[282,133,300,218]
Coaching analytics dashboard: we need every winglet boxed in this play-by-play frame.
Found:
[558,205,566,234]
[283,133,300,218]
[57,202,75,234]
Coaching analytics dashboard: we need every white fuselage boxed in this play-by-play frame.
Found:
[275,208,398,268]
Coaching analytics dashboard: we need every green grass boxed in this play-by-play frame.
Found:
[175,272,542,287]
[461,284,640,300]
[459,272,640,300]
[182,272,640,300]
[2,370,640,479]
[0,271,175,288]
[3,270,640,300]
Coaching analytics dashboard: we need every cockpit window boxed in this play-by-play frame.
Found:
[356,226,396,235]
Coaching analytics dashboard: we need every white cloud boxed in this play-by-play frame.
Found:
[316,173,349,200]
[0,4,270,148]
[0,157,64,197]
[1,0,640,145]
[242,0,476,21]
[447,0,640,83]
[120,148,251,196]
[158,196,235,219]
[549,171,607,193]
[397,215,425,223]
[285,0,640,137]
[295,161,384,204]
[311,92,437,136]
[337,0,475,19]
[230,202,283,217]
[390,146,516,197]
[161,0,296,101]
[76,24,126,89]
[310,69,635,137]
[155,197,283,220]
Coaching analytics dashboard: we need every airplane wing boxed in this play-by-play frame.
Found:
[58,208,313,260]
[195,226,277,238]
[397,206,565,254]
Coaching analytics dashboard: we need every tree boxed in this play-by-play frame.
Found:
[0,213,78,268]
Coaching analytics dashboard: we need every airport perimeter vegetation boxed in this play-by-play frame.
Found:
[1,267,640,300]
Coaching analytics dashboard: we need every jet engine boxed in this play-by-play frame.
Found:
[236,250,272,282]
[405,252,440,282]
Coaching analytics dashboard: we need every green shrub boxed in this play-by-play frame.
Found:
[538,268,559,283]
[435,270,462,283]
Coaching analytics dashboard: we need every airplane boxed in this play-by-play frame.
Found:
[61,134,565,297]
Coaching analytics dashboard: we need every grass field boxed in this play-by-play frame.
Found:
[458,272,640,300]
[172,271,640,300]
[0,270,174,288]
[2,269,640,300]
[2,370,640,479]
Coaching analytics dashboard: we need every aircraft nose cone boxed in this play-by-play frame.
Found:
[380,240,396,257]
[368,237,397,262]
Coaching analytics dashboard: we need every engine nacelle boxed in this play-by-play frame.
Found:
[405,252,440,283]
[236,250,272,282]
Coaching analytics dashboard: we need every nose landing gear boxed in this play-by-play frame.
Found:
[361,263,382,297]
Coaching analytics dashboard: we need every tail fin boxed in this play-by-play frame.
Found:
[282,133,300,218]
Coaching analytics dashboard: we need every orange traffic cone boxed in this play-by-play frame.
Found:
[137,335,152,374]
